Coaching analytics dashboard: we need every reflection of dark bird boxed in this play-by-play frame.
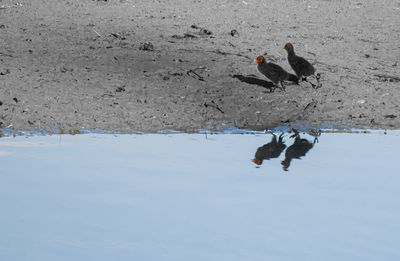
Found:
[254,56,298,90]
[252,133,286,165]
[283,43,320,88]
[281,130,316,171]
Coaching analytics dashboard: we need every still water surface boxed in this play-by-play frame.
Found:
[0,130,399,260]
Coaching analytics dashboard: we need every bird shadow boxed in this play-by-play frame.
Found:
[232,74,275,92]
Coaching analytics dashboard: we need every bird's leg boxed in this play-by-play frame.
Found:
[315,73,322,88]
[271,83,280,92]
[278,133,285,143]
[289,128,299,138]
[303,77,317,89]
[269,86,276,93]
[279,81,286,91]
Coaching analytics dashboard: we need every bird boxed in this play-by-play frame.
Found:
[281,129,316,171]
[283,43,321,88]
[254,55,298,90]
[252,133,286,165]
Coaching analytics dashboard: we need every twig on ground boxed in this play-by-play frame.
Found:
[204,102,224,114]
[93,29,102,37]
[374,74,400,82]
[187,67,207,82]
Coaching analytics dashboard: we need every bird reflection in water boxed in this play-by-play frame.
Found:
[281,129,318,171]
[251,129,320,171]
[252,133,286,166]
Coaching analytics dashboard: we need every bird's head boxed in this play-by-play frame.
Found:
[254,56,265,64]
[283,43,293,52]
[281,159,290,171]
[252,158,262,165]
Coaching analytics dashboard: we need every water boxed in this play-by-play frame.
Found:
[0,130,399,261]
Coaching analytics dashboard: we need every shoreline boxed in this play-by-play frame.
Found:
[1,0,399,133]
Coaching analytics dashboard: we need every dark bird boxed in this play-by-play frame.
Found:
[254,56,298,90]
[281,129,316,171]
[283,43,321,88]
[252,133,286,165]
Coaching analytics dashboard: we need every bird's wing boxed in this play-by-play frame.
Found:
[266,63,286,74]
[292,56,309,67]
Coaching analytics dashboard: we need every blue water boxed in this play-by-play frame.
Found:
[0,130,399,261]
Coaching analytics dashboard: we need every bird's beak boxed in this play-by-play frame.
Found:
[252,158,262,165]
[253,58,259,64]
[283,46,286,50]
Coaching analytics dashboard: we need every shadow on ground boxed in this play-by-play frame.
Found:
[232,73,299,93]
[232,74,275,92]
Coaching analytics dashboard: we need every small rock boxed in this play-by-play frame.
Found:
[199,28,212,36]
[190,25,212,36]
[116,86,125,92]
[230,29,239,37]
[139,41,154,51]
[357,99,365,104]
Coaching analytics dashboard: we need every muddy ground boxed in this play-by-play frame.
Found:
[1,0,399,133]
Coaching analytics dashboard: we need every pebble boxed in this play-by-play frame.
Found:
[230,29,239,37]
[139,42,154,51]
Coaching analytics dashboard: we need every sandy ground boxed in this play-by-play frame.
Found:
[0,0,399,133]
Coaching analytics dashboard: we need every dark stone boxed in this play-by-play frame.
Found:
[230,29,239,37]
[139,42,154,51]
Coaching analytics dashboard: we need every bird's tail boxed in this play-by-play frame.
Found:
[287,73,299,84]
